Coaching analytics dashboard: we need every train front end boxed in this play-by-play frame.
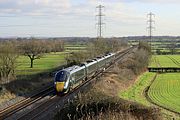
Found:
[54,70,70,94]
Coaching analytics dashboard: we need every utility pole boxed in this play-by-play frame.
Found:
[96,5,105,38]
[147,12,155,48]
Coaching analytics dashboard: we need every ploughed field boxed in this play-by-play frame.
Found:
[148,73,180,113]
[149,55,180,67]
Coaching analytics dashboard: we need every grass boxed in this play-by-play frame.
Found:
[119,72,156,106]
[65,45,87,52]
[15,44,87,76]
[149,55,180,67]
[119,55,180,119]
[16,52,66,75]
[148,73,180,113]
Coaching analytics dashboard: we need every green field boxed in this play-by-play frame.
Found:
[119,72,156,105]
[65,45,87,52]
[149,55,180,67]
[16,52,66,75]
[148,73,180,113]
[128,41,180,54]
[149,55,180,113]
[120,54,180,119]
[15,44,87,76]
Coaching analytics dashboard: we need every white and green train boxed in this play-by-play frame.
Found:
[54,53,115,94]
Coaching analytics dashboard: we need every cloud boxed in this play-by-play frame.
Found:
[89,0,180,4]
[0,0,71,15]
[133,0,180,3]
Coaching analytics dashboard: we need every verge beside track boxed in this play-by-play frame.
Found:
[0,46,136,120]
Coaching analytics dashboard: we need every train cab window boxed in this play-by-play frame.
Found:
[55,71,68,82]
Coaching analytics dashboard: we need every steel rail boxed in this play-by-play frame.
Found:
[17,46,136,120]
[1,46,135,120]
[0,86,54,119]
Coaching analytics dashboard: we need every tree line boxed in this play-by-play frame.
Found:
[0,38,64,83]
[65,38,128,65]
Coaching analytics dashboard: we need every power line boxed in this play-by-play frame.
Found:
[96,5,105,38]
[147,12,155,47]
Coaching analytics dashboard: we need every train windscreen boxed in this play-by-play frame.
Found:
[55,71,67,82]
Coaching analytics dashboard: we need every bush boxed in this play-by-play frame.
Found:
[0,41,19,83]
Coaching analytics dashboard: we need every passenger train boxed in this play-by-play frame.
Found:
[54,53,116,94]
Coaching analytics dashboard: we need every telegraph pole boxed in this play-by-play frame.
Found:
[96,5,105,38]
[147,12,155,48]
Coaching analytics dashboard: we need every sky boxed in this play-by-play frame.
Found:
[0,0,180,37]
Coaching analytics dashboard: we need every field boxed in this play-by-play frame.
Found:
[149,55,180,113]
[128,40,180,54]
[119,72,155,106]
[148,73,180,113]
[149,55,180,67]
[120,54,180,119]
[16,52,66,75]
[15,44,87,76]
[65,44,86,52]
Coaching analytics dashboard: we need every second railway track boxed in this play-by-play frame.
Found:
[0,46,136,120]
[0,86,54,120]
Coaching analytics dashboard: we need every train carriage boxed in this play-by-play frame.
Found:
[85,60,98,77]
[54,65,86,93]
[54,52,116,94]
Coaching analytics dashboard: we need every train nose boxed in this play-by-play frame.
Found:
[55,82,65,92]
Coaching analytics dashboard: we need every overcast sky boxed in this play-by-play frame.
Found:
[0,0,180,37]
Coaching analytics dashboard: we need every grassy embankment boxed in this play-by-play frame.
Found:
[120,72,155,106]
[54,47,161,120]
[119,55,180,119]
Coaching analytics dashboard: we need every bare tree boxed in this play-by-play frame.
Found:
[51,40,64,53]
[21,39,46,68]
[0,41,19,83]
[65,38,126,65]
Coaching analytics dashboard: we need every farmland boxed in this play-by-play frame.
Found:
[149,55,180,67]
[128,38,180,54]
[120,54,180,119]
[148,55,180,114]
[119,72,155,106]
[16,52,66,75]
[65,44,86,52]
[148,73,180,113]
[16,44,87,76]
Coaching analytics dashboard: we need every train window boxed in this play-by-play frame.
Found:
[88,63,97,74]
[75,69,85,80]
[55,71,67,82]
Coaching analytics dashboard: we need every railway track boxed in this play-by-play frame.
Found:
[0,86,54,120]
[0,46,135,120]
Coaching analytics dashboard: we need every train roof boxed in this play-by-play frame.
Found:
[57,52,116,75]
[61,65,86,74]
